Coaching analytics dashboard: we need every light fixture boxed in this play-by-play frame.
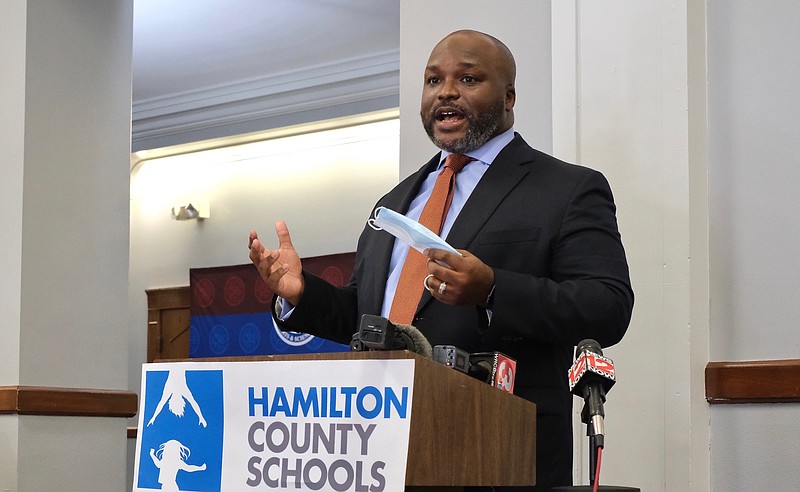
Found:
[171,201,210,221]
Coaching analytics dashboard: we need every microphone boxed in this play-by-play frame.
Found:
[350,314,432,358]
[568,339,616,447]
[431,346,517,393]
[469,352,517,393]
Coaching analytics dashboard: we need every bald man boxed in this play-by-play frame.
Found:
[250,30,634,490]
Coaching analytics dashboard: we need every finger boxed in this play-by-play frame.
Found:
[248,237,265,261]
[274,220,295,250]
[435,278,448,296]
[425,252,461,281]
[248,229,259,248]
[265,261,290,285]
[249,235,263,253]
[425,248,465,269]
[249,239,279,273]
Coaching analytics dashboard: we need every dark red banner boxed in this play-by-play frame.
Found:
[189,253,356,317]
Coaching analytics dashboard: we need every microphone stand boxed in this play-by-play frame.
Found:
[547,412,640,492]
[587,421,599,487]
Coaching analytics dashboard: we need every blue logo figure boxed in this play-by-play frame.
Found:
[138,368,223,492]
[150,440,206,491]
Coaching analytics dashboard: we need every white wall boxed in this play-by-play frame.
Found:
[553,2,699,490]
[707,1,800,490]
[0,0,27,388]
[2,0,133,490]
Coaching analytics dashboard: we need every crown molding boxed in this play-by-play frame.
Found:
[132,49,399,145]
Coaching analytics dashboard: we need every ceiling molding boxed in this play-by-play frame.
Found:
[132,49,399,145]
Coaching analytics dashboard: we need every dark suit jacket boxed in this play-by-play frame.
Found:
[277,133,633,488]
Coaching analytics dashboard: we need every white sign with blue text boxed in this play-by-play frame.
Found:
[133,359,415,492]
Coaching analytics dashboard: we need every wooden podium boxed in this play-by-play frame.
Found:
[196,350,537,488]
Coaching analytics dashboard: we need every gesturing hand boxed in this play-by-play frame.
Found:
[248,220,304,306]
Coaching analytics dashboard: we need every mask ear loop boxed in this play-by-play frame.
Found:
[368,207,383,231]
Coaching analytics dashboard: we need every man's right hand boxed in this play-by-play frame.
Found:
[248,220,304,306]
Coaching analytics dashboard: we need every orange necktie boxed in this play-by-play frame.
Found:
[388,153,473,324]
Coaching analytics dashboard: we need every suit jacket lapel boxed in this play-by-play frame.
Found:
[369,154,441,313]
[418,135,535,310]
[447,134,534,249]
[373,136,537,315]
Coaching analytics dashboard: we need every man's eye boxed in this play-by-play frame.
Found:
[427,77,440,85]
[462,75,477,83]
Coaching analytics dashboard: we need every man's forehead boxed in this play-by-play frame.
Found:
[425,59,483,72]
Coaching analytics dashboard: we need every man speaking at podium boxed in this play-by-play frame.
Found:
[249,30,633,490]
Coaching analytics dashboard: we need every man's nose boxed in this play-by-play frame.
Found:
[437,79,459,100]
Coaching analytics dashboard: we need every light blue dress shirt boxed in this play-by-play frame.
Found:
[379,127,516,317]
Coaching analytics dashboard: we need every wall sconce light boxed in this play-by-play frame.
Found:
[171,201,210,221]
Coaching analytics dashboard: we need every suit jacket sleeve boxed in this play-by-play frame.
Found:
[272,272,360,345]
[482,168,633,348]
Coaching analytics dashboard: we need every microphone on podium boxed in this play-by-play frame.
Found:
[568,339,616,448]
[350,314,433,359]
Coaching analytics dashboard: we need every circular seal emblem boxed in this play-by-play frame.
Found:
[209,324,230,355]
[189,325,201,356]
[254,277,273,305]
[238,323,261,354]
[321,266,345,286]
[193,278,216,309]
[224,275,246,307]
[272,319,313,347]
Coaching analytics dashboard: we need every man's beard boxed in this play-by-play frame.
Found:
[421,100,504,153]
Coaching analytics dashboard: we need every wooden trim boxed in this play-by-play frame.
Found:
[0,386,138,417]
[146,286,191,363]
[705,359,800,404]
[145,286,191,310]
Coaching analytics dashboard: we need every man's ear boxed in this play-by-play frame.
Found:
[505,86,516,110]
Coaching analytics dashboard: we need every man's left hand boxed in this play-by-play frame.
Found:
[424,249,495,307]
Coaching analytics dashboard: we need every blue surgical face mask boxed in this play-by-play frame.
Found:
[368,206,459,255]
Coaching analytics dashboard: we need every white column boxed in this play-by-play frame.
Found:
[0,0,134,490]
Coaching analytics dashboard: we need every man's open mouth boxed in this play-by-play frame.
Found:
[435,107,466,121]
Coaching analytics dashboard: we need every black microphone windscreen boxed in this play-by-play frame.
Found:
[575,338,603,357]
[470,359,493,383]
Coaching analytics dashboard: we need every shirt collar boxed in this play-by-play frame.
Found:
[438,127,515,167]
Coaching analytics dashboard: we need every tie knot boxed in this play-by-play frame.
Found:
[444,153,473,174]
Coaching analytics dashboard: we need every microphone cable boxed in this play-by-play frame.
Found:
[592,446,602,492]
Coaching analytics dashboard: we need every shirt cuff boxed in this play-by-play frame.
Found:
[274,297,295,321]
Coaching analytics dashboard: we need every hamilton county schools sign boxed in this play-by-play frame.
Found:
[133,359,415,492]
